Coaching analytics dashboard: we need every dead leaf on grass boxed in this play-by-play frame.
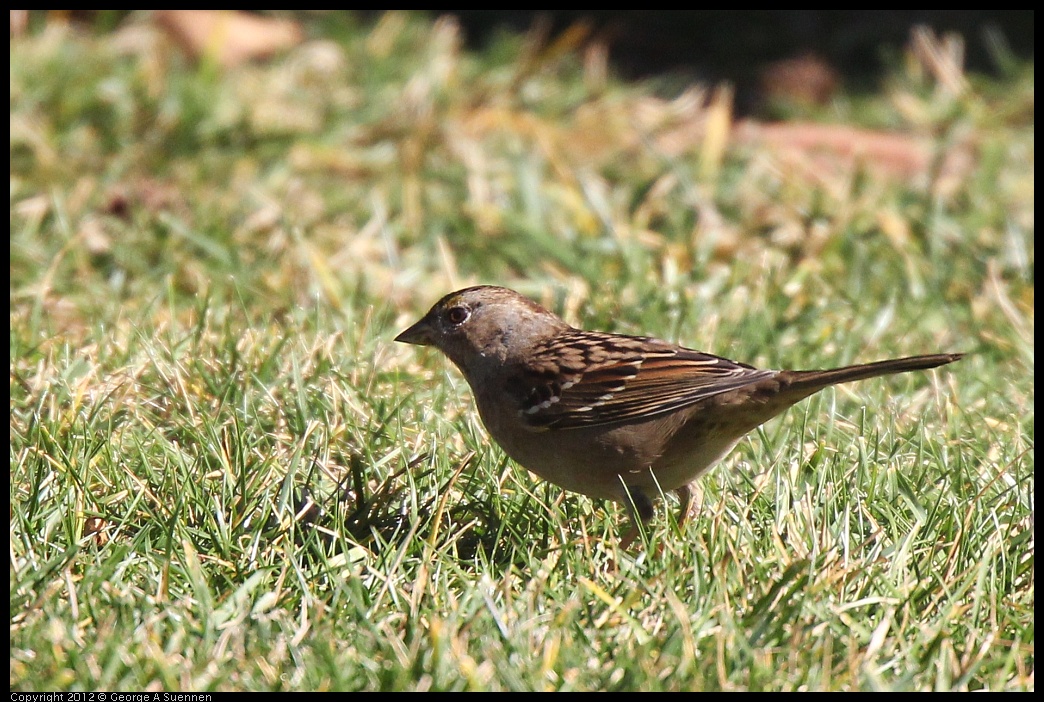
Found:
[155,10,302,68]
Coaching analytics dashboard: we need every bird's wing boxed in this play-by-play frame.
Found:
[506,331,777,430]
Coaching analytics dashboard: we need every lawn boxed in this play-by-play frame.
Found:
[10,11,1034,691]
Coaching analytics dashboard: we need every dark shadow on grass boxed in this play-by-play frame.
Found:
[282,451,575,572]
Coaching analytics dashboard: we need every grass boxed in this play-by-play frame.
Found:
[10,11,1033,691]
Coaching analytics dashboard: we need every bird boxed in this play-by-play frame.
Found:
[395,285,961,541]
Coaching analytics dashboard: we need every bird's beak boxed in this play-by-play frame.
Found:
[395,317,435,346]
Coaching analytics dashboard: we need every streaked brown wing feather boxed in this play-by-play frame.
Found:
[509,331,776,430]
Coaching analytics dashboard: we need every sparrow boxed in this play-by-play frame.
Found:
[396,285,962,539]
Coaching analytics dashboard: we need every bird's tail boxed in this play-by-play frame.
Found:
[784,353,963,394]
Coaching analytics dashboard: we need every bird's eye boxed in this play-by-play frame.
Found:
[445,305,470,326]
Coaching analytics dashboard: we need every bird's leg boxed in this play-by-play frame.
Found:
[619,487,656,549]
[675,484,692,527]
[674,482,704,532]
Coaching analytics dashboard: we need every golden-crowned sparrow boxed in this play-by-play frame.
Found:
[396,286,962,537]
